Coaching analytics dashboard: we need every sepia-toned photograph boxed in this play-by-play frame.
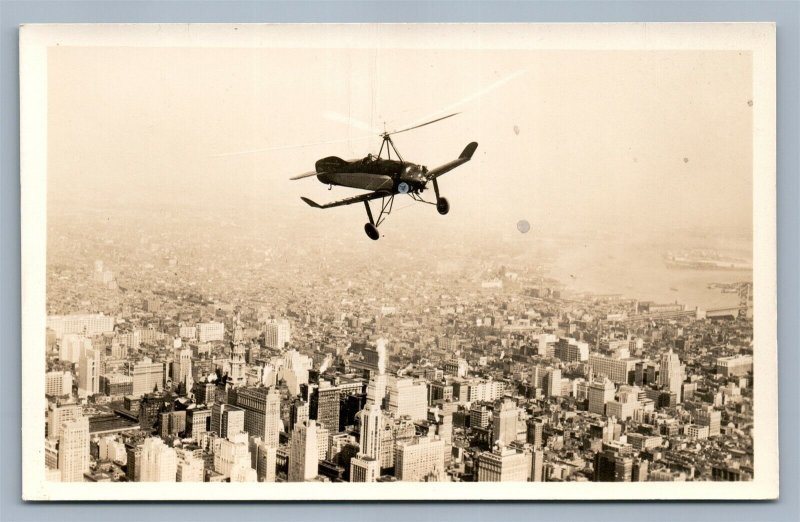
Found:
[20,23,778,500]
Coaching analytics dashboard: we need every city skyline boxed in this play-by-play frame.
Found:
[21,23,778,500]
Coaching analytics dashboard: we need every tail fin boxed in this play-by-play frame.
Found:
[459,142,479,160]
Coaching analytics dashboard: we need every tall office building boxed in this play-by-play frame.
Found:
[48,403,82,440]
[350,455,380,482]
[196,321,225,343]
[131,358,164,397]
[176,453,204,482]
[554,337,589,362]
[46,370,73,397]
[359,403,383,460]
[658,348,684,402]
[228,386,281,448]
[288,419,319,482]
[256,443,277,482]
[59,334,92,364]
[139,437,177,482]
[387,378,428,422]
[589,353,640,384]
[366,373,388,406]
[185,407,211,442]
[715,355,753,377]
[310,380,341,433]
[526,419,544,448]
[210,403,245,439]
[470,403,491,429]
[172,346,193,385]
[531,449,545,482]
[315,425,330,461]
[58,417,90,482]
[192,381,216,405]
[289,399,310,432]
[594,446,633,482]
[588,378,616,416]
[125,443,143,482]
[475,446,529,482]
[278,349,311,396]
[544,368,562,398]
[213,432,252,479]
[695,406,722,437]
[264,319,291,349]
[77,347,101,398]
[394,436,446,482]
[492,398,518,446]
[47,314,115,339]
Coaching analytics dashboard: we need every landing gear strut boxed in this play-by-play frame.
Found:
[432,178,450,215]
[363,195,394,240]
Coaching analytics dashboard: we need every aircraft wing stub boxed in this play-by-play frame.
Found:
[300,190,393,210]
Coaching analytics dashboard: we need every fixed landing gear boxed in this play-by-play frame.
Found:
[364,222,380,240]
[436,197,450,215]
[363,196,394,240]
[432,178,450,215]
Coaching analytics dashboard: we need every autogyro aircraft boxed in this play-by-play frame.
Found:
[291,112,478,240]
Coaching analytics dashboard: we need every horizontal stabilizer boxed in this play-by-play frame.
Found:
[426,141,479,180]
[460,142,479,160]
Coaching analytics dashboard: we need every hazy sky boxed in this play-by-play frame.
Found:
[47,44,753,238]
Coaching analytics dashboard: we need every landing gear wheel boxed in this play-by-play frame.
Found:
[436,197,450,215]
[364,223,380,240]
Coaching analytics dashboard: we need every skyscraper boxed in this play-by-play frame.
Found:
[228,386,281,448]
[77,347,100,398]
[131,358,164,397]
[210,403,245,439]
[658,348,684,402]
[475,446,529,482]
[387,378,428,422]
[588,378,616,416]
[394,436,445,482]
[288,419,319,482]
[46,370,73,397]
[350,455,380,482]
[256,443,277,482]
[544,368,562,398]
[58,417,90,482]
[48,403,82,440]
[310,380,341,433]
[213,432,252,479]
[140,437,178,482]
[531,449,544,482]
[176,453,205,482]
[492,398,518,446]
[264,319,291,349]
[173,345,193,386]
[359,403,383,460]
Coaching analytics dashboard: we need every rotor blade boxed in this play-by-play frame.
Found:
[210,134,373,158]
[323,111,381,134]
[385,112,460,136]
[290,170,319,181]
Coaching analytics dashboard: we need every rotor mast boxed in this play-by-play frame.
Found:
[378,133,405,163]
